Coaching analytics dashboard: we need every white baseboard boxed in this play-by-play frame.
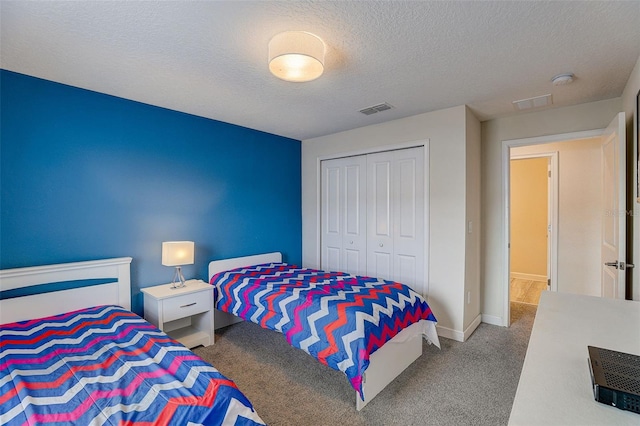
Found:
[436,325,463,342]
[463,314,482,341]
[436,314,482,342]
[510,272,547,282]
[481,314,504,327]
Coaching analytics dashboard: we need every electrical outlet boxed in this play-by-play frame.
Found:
[467,291,471,304]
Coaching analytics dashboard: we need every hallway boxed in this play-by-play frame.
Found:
[510,278,547,306]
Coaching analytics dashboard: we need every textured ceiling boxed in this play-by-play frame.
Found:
[1,1,639,141]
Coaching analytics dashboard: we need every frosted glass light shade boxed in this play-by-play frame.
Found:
[268,31,325,82]
[162,241,195,266]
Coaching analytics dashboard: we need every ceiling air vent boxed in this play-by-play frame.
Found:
[512,94,552,111]
[359,102,393,115]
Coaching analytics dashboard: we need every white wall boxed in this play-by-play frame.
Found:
[302,105,479,337]
[481,98,622,322]
[512,138,603,297]
[623,55,640,301]
[464,110,482,329]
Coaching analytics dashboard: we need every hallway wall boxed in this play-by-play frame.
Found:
[510,157,548,280]
[481,98,621,323]
[512,139,603,297]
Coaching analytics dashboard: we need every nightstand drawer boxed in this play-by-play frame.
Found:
[163,292,209,323]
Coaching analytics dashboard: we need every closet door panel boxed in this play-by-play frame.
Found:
[325,247,342,272]
[396,254,417,289]
[370,251,392,281]
[397,157,417,239]
[343,161,367,274]
[372,161,391,237]
[321,163,343,271]
[321,156,367,275]
[393,147,425,293]
[322,146,426,295]
[367,153,393,279]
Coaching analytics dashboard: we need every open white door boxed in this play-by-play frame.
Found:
[601,112,626,299]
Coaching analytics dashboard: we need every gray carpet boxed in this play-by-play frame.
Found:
[194,302,537,426]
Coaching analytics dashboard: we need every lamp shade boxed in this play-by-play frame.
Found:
[161,241,195,266]
[268,31,325,82]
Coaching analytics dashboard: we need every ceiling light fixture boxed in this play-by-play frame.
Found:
[268,31,325,82]
[551,73,575,86]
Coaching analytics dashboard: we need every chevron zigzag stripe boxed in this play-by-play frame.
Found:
[0,304,126,337]
[0,305,264,425]
[0,329,169,388]
[210,263,438,398]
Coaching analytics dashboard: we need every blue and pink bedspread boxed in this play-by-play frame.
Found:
[210,263,439,398]
[0,305,264,426]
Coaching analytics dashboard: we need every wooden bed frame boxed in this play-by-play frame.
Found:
[0,257,133,324]
[208,252,434,410]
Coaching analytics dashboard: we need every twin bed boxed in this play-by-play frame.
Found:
[0,257,263,425]
[208,252,440,411]
[1,252,440,423]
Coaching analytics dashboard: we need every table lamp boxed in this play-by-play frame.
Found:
[162,241,194,289]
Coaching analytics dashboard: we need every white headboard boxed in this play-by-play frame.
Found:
[208,252,282,281]
[0,257,133,324]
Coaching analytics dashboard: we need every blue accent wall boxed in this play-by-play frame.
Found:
[0,70,302,314]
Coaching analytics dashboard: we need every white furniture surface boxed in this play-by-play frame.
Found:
[208,252,439,411]
[509,291,640,425]
[142,279,214,349]
[0,257,133,324]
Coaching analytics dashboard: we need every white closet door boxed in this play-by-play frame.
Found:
[321,156,367,275]
[367,153,394,280]
[367,147,424,293]
[393,147,425,293]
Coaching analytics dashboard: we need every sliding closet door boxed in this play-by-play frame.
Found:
[367,153,393,279]
[367,147,424,292]
[321,146,426,295]
[321,155,367,275]
[393,147,425,292]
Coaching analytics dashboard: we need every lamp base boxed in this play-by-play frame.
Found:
[170,266,187,289]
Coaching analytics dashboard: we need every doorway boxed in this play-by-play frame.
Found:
[502,129,607,326]
[509,155,552,311]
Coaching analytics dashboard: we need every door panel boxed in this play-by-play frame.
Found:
[398,158,417,238]
[371,251,392,280]
[345,164,362,236]
[367,153,394,279]
[322,146,426,295]
[372,159,392,237]
[396,254,417,289]
[325,246,341,272]
[600,112,626,299]
[322,164,342,271]
[393,148,425,293]
[321,156,367,275]
[367,147,425,293]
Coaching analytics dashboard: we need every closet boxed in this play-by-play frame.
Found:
[320,146,426,295]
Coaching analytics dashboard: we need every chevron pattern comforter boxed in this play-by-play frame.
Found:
[0,305,264,426]
[211,263,439,398]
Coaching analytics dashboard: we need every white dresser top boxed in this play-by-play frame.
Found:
[508,291,640,425]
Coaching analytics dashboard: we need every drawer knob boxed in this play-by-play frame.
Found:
[180,302,197,308]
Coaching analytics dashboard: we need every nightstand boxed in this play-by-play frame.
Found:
[141,279,214,349]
